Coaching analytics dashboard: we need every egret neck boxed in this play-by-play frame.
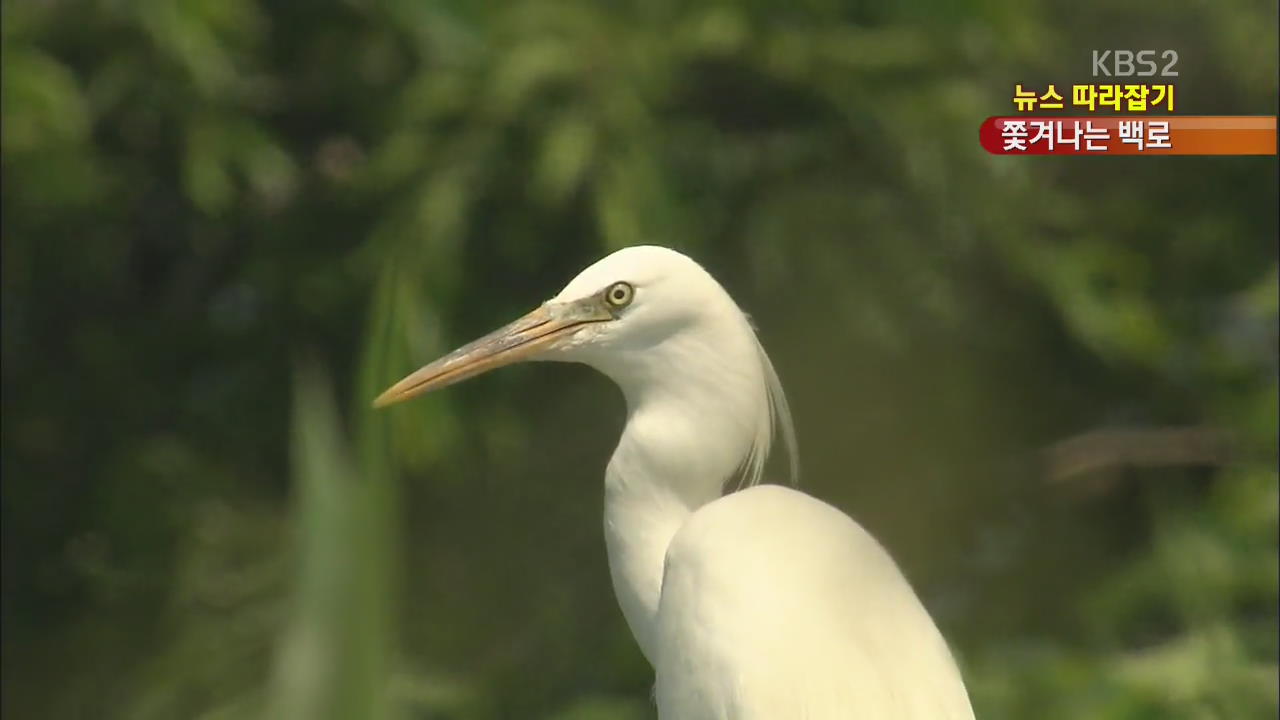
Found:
[594,318,772,662]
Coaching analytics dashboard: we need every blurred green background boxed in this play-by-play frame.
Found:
[3,0,1277,718]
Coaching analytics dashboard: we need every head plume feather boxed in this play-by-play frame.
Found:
[735,312,799,490]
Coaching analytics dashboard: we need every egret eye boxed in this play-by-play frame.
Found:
[605,281,634,308]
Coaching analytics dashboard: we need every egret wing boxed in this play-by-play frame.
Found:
[654,485,974,720]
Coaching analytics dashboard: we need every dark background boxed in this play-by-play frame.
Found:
[3,0,1277,718]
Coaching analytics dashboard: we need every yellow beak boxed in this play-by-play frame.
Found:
[372,299,610,408]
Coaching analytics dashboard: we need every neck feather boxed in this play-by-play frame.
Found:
[597,316,788,662]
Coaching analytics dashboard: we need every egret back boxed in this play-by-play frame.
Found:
[654,485,975,720]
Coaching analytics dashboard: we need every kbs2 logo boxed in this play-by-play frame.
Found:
[1092,50,1179,77]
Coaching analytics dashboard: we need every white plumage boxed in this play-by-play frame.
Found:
[375,246,974,719]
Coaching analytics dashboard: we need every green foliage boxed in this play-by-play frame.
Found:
[265,363,397,720]
[2,0,1276,718]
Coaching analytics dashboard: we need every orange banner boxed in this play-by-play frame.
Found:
[979,116,1277,155]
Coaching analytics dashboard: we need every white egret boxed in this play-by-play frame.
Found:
[375,246,974,719]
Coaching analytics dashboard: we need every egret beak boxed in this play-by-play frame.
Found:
[372,299,610,408]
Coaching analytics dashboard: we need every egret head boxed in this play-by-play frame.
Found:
[374,245,797,485]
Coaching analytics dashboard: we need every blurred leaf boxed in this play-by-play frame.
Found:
[1,46,90,152]
[265,362,398,720]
